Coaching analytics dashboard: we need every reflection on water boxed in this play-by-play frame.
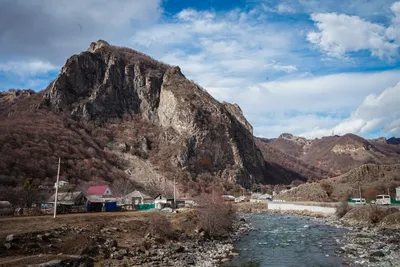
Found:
[224,214,347,267]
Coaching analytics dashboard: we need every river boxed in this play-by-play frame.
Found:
[224,213,348,267]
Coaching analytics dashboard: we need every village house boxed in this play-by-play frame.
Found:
[43,191,86,214]
[154,194,174,209]
[54,180,69,188]
[86,195,117,212]
[120,190,154,210]
[396,186,400,201]
[87,185,113,197]
[235,196,247,203]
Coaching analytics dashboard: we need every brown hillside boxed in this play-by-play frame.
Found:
[268,133,400,176]
[0,40,281,205]
[255,138,332,183]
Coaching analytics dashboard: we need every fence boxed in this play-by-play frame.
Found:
[137,203,155,210]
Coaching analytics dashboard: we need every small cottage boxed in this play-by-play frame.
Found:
[154,194,174,209]
[121,190,154,210]
[87,185,113,196]
[43,191,86,214]
[86,195,117,212]
[54,180,69,188]
[47,191,86,206]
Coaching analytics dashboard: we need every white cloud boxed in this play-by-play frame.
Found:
[308,12,399,60]
[266,62,298,73]
[0,61,58,76]
[132,8,299,83]
[300,82,400,138]
[0,0,162,65]
[276,3,296,14]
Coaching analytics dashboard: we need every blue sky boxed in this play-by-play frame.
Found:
[1,0,400,139]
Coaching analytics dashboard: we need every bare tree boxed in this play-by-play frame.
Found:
[111,178,136,196]
[22,177,37,208]
[195,191,236,238]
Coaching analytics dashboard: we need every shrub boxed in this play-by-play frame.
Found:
[196,192,236,238]
[146,211,174,239]
[335,201,350,218]
[368,205,386,224]
[320,181,333,197]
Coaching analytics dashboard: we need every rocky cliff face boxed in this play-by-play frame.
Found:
[41,40,269,187]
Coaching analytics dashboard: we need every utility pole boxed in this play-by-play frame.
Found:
[54,157,61,219]
[173,177,176,209]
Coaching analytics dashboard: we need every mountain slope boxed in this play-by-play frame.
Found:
[267,133,400,175]
[0,40,275,204]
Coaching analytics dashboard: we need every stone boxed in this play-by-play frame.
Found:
[370,251,385,257]
[6,234,14,242]
[341,259,353,265]
[4,243,11,249]
[175,246,185,253]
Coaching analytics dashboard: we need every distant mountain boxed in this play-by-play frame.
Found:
[260,133,400,177]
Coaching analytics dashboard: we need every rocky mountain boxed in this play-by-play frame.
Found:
[264,133,400,176]
[0,40,272,203]
[277,164,400,202]
[1,40,400,206]
[255,138,332,183]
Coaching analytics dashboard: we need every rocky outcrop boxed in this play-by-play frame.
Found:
[42,40,166,122]
[41,40,269,187]
[222,102,253,134]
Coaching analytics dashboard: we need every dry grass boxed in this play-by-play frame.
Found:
[380,212,400,226]
[335,201,351,218]
[343,206,399,224]
[235,202,268,213]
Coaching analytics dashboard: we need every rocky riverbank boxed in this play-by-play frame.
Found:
[0,216,252,267]
[264,208,400,266]
[99,216,252,267]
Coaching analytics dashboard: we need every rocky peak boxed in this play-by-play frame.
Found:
[87,40,110,53]
[39,40,270,187]
[222,102,253,134]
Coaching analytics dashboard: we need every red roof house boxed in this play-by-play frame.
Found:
[87,185,113,196]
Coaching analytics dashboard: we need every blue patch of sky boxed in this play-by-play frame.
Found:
[0,71,58,92]
[162,0,249,14]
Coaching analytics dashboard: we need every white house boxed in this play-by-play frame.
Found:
[396,187,400,201]
[54,180,69,189]
[154,194,174,209]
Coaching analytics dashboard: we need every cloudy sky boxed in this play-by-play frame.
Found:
[1,0,400,139]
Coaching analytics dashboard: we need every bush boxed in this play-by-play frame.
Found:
[146,211,174,239]
[320,181,333,197]
[368,205,386,224]
[196,192,236,238]
[335,201,350,218]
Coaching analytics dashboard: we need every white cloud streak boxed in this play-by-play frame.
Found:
[300,81,400,138]
[0,61,58,76]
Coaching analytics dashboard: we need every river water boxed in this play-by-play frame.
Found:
[224,213,347,267]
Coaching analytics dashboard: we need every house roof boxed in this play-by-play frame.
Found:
[0,201,11,208]
[124,190,152,199]
[87,185,109,195]
[48,192,83,205]
[86,195,118,203]
[259,194,272,199]
[154,194,174,200]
